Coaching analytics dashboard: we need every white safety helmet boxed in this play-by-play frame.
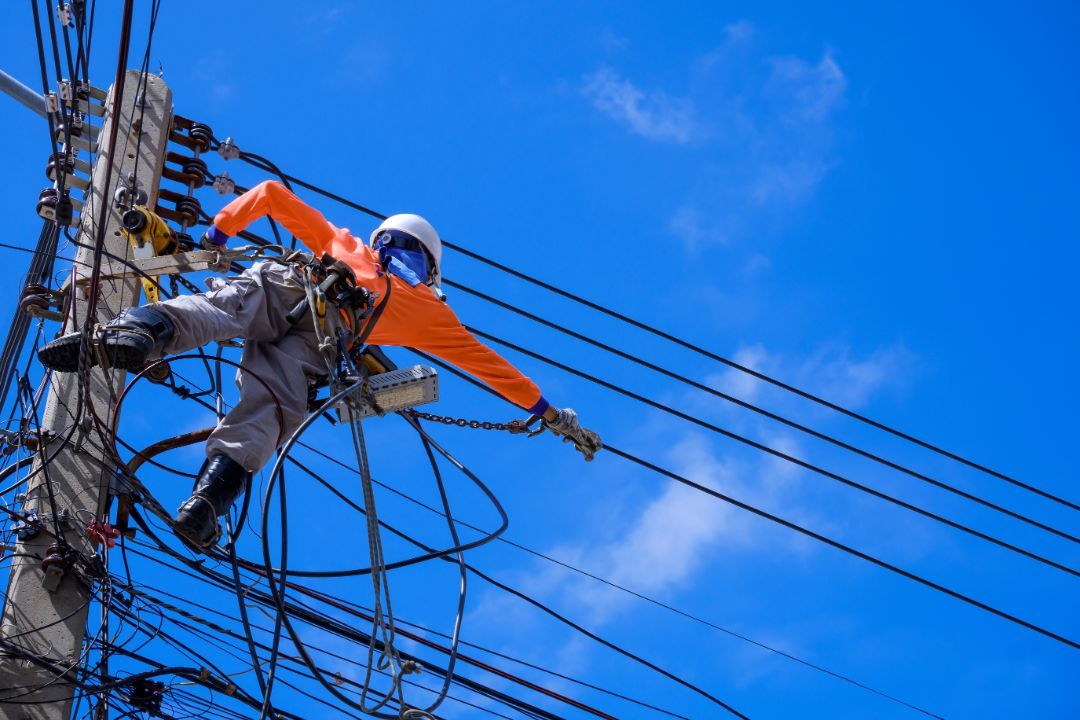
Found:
[369,214,443,289]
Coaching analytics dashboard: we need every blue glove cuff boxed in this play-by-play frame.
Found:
[527,396,550,417]
[205,225,229,246]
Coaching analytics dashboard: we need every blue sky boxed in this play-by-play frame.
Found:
[2,2,1079,718]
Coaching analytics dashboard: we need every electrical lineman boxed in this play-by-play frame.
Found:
[38,180,602,548]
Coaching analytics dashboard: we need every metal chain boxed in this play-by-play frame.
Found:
[407,410,534,435]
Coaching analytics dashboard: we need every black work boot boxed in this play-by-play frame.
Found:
[173,453,249,548]
[38,305,175,373]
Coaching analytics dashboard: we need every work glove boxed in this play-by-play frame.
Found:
[199,225,229,251]
[543,408,602,462]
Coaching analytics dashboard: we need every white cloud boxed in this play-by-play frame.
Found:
[711,343,770,403]
[793,343,915,409]
[707,342,915,412]
[668,204,728,252]
[599,435,739,594]
[550,427,823,625]
[768,50,847,121]
[465,338,916,677]
[560,342,913,625]
[599,28,630,53]
[664,42,848,250]
[582,68,700,144]
[749,156,829,206]
[725,20,755,43]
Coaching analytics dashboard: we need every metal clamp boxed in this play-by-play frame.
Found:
[212,171,235,195]
[216,136,240,160]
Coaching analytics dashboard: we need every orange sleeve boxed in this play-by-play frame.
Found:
[377,288,546,414]
[212,180,337,256]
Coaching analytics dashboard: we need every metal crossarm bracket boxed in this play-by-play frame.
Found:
[68,245,285,286]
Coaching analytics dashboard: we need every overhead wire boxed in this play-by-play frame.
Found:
[123,364,765,718]
[293,426,943,719]
[103,181,954,720]
[109,395,699,720]
[454,328,1080,579]
[81,321,936,717]
[415,350,1080,652]
[229,154,1078,511]
[446,279,1080,546]
[119,529,592,720]
[8,71,1067,716]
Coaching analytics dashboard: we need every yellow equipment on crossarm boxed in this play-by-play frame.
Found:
[120,206,177,303]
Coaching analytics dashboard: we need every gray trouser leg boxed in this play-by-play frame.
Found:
[151,262,326,472]
[205,332,324,472]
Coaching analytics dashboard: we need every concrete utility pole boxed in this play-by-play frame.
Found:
[0,71,172,719]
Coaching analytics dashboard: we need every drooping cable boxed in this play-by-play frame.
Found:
[229,154,1075,510]
[446,279,1079,545]
[415,349,1080,652]
[463,327,1080,579]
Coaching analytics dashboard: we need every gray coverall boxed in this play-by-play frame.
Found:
[153,261,324,472]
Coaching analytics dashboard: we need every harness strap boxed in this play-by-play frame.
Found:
[355,272,392,349]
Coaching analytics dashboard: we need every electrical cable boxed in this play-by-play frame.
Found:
[118,369,738,716]
[229,154,1077,511]
[84,280,941,716]
[447,279,1080,546]
[117,418,673,719]
[463,326,1080,579]
[120,522,587,720]
[417,348,1080,652]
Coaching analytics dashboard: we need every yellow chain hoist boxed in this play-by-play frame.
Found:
[120,206,178,303]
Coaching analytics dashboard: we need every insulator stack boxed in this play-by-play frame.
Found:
[169,117,214,153]
[162,152,207,188]
[174,232,195,251]
[38,81,106,228]
[155,187,202,226]
[188,122,213,153]
[20,284,64,321]
[45,151,91,191]
[35,188,75,226]
[165,117,217,240]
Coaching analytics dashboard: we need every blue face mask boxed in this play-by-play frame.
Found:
[375,239,429,287]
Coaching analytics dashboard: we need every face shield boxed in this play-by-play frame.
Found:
[373,229,435,287]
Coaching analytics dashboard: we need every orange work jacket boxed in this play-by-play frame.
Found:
[212,180,548,415]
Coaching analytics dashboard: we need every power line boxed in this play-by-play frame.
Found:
[110,383,667,719]
[231,431,948,719]
[146,334,939,717]
[416,349,1080,653]
[231,153,1078,512]
[465,326,1080,579]
[152,356,934,717]
[118,535,601,720]
[446,278,1080,546]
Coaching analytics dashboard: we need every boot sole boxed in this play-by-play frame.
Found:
[173,523,218,550]
[173,501,219,549]
[38,333,150,373]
